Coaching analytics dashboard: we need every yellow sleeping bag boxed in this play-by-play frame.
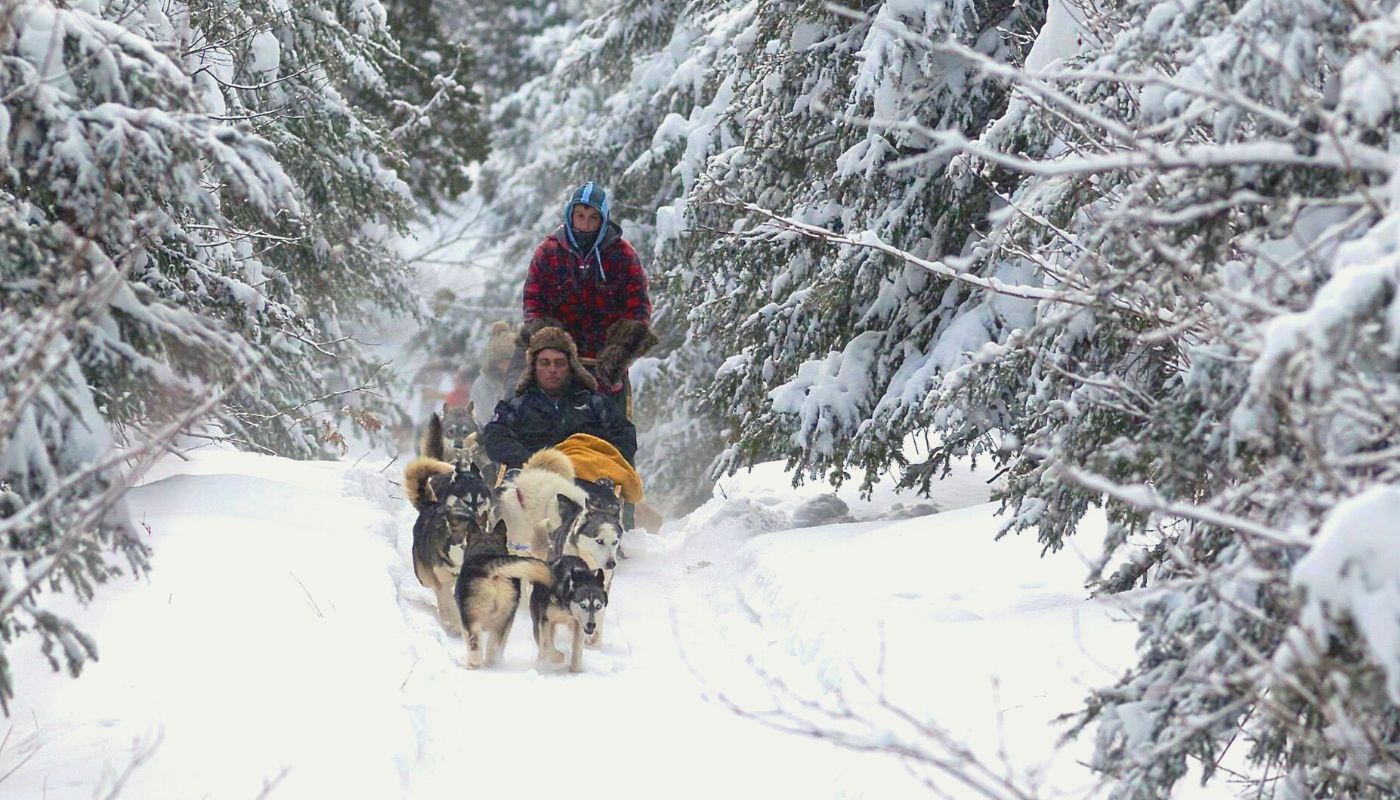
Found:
[555,433,643,503]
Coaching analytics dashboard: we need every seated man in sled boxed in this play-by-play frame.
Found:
[481,326,637,475]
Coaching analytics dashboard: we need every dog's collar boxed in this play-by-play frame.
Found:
[508,543,532,553]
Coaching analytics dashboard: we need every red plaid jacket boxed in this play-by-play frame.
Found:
[522,224,651,360]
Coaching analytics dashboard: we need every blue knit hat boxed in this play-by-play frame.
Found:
[564,182,611,278]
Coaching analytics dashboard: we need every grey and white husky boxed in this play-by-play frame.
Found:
[551,477,623,586]
[529,555,608,673]
[550,477,623,648]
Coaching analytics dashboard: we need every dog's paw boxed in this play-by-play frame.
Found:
[546,648,566,664]
[584,632,602,650]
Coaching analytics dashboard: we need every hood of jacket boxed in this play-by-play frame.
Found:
[551,219,624,260]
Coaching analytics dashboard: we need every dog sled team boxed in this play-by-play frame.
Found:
[402,182,658,673]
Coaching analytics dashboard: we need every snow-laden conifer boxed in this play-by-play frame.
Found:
[890,0,1400,795]
[0,0,481,710]
[657,0,1045,497]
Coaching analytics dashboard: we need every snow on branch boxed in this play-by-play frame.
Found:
[730,197,1104,306]
[1292,485,1400,705]
[1047,459,1308,548]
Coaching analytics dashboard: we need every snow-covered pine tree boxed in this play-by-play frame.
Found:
[354,0,488,217]
[437,0,574,105]
[0,0,479,710]
[99,0,469,455]
[659,0,1046,496]
[876,0,1400,795]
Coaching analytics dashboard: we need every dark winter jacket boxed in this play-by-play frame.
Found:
[522,222,650,361]
[481,384,637,470]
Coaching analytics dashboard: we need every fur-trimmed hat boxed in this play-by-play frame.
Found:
[517,316,565,351]
[479,320,518,379]
[517,326,598,394]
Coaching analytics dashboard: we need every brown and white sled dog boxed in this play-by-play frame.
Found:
[404,459,497,633]
[530,555,608,673]
[421,403,492,474]
[496,448,587,558]
[454,553,553,668]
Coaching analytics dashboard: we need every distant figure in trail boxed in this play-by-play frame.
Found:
[482,326,636,473]
[518,182,658,418]
[443,365,477,409]
[470,321,518,427]
[414,360,474,415]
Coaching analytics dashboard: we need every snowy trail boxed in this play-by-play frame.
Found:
[1,450,864,799]
[3,447,1160,799]
[380,467,851,799]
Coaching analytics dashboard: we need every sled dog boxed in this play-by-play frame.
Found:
[405,461,496,633]
[422,403,492,474]
[551,477,624,585]
[454,553,553,668]
[404,455,454,513]
[496,448,587,558]
[550,477,624,648]
[530,555,608,673]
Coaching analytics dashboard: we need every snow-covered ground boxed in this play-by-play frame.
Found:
[1,445,1227,799]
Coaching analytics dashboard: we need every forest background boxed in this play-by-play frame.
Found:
[4,0,1400,797]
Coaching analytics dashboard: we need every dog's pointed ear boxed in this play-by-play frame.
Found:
[492,518,507,538]
[441,401,450,416]
[595,569,605,584]
[557,494,582,521]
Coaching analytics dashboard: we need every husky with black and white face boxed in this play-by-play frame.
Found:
[529,555,608,673]
[553,481,621,575]
[550,477,623,648]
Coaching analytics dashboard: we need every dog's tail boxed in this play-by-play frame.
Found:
[420,412,445,461]
[487,556,554,587]
[524,447,575,481]
[404,456,454,510]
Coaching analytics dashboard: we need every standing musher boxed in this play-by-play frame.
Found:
[518,182,658,420]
